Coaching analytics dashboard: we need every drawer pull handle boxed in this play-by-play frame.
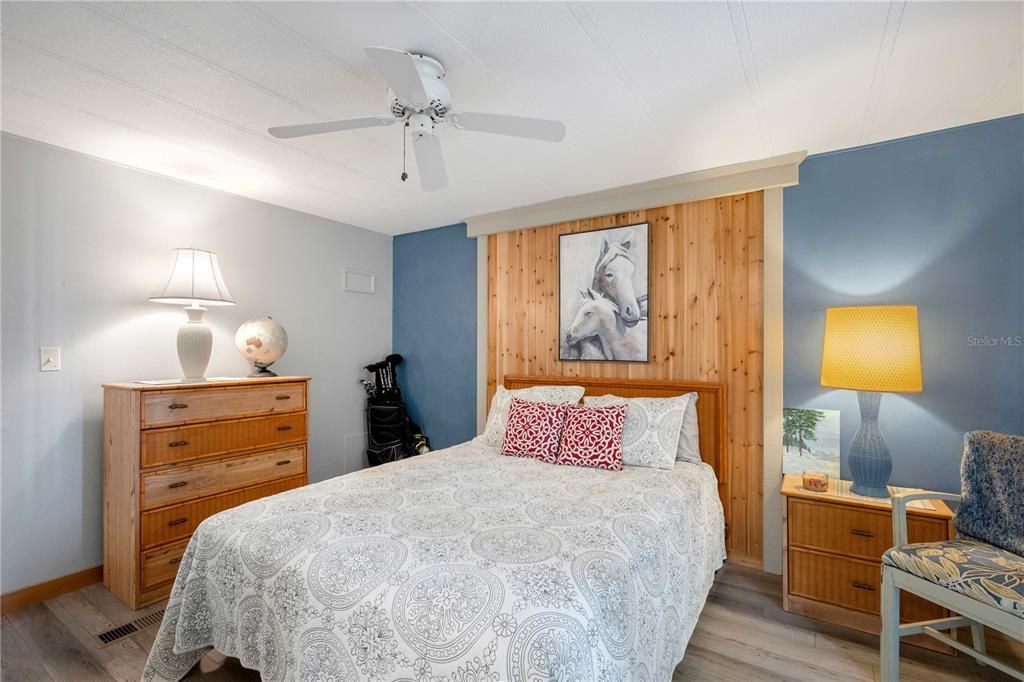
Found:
[168,440,189,448]
[168,481,187,489]
[276,459,292,466]
[277,425,293,432]
[850,529,875,538]
[168,517,188,527]
[275,395,292,401]
[852,581,876,592]
[168,403,189,410]
[169,558,181,565]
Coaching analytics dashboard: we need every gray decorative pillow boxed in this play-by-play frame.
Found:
[584,394,689,469]
[676,393,701,463]
[478,385,585,449]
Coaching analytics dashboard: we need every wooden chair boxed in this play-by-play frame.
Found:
[880,431,1024,681]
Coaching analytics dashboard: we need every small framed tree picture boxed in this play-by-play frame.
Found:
[783,407,840,479]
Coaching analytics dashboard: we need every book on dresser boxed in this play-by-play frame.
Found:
[103,376,311,608]
[780,473,955,652]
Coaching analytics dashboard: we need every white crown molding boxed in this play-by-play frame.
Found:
[466,151,806,236]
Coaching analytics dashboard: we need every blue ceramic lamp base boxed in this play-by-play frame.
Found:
[848,391,893,498]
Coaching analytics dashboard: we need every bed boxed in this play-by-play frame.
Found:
[144,376,728,682]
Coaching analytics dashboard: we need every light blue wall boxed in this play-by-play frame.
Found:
[1,135,393,592]
[784,115,1024,493]
[393,223,477,449]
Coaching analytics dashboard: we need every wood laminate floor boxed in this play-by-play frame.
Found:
[1,564,1010,681]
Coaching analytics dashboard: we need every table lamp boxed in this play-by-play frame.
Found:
[820,305,923,498]
[150,247,235,381]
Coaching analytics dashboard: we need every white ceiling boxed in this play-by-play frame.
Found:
[2,1,1021,235]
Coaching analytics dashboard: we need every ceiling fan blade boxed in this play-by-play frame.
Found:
[268,115,396,139]
[412,134,448,192]
[365,46,429,107]
[448,111,566,142]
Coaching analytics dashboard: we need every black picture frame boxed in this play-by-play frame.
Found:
[558,222,651,362]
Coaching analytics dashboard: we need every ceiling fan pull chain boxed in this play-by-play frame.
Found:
[400,122,408,183]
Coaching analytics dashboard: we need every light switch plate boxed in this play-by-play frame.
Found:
[40,347,61,372]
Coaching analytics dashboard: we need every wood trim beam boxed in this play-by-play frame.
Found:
[466,151,805,237]
[476,236,489,434]
[1,566,103,614]
[762,186,784,574]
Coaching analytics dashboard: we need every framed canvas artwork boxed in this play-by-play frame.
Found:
[559,222,649,361]
[783,407,841,479]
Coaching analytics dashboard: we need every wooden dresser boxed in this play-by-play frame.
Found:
[103,376,310,608]
[781,474,954,650]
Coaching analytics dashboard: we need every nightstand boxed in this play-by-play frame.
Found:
[781,474,954,651]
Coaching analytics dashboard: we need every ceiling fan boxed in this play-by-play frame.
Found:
[268,46,566,191]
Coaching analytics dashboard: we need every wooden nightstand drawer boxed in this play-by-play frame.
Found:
[781,475,955,653]
[142,382,305,427]
[141,412,307,468]
[140,539,190,591]
[790,547,880,612]
[789,498,949,561]
[141,445,306,510]
[789,548,947,621]
[140,474,306,549]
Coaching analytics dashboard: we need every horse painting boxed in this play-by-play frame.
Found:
[559,223,649,361]
[566,289,648,360]
[591,229,646,326]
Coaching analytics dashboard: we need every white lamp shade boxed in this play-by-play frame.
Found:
[150,248,234,306]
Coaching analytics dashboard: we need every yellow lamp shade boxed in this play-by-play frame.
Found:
[820,305,923,393]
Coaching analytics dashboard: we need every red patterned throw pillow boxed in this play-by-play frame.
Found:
[557,404,627,471]
[501,397,569,463]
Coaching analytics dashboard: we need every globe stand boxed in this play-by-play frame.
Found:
[248,362,278,378]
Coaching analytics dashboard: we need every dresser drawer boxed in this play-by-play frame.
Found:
[789,548,946,621]
[141,412,306,468]
[141,474,306,548]
[140,538,190,591]
[141,445,306,510]
[142,382,305,427]
[788,498,949,561]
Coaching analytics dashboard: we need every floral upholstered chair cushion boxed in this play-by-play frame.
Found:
[956,431,1024,556]
[882,539,1024,619]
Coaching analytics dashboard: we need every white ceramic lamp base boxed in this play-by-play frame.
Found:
[177,305,212,381]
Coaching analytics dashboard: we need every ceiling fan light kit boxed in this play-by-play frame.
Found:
[268,46,566,192]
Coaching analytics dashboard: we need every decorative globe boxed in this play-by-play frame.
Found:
[234,316,288,377]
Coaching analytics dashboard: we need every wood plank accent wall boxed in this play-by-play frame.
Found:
[487,191,765,566]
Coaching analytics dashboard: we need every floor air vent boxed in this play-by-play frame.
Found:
[97,608,165,646]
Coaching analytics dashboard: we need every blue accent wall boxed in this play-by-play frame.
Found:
[784,115,1024,493]
[393,223,478,449]
[390,118,1022,493]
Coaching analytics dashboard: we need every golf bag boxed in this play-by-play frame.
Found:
[361,354,430,467]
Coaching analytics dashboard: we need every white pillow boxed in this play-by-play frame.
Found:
[676,392,701,463]
[478,384,585,449]
[584,394,689,469]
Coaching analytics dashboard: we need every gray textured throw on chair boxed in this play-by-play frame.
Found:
[956,430,1024,556]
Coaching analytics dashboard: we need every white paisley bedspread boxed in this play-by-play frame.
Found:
[143,439,726,682]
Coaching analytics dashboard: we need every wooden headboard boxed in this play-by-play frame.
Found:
[503,375,729,518]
